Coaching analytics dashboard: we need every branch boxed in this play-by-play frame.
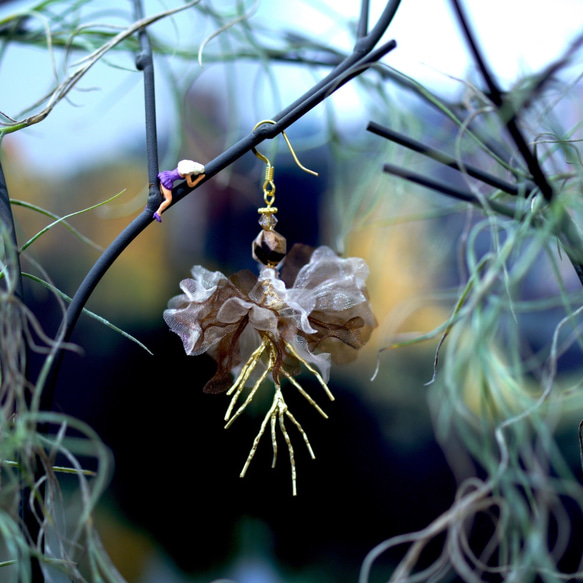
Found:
[367,121,532,197]
[382,165,583,287]
[449,0,583,285]
[357,0,371,38]
[133,0,161,196]
[0,157,23,300]
[382,162,517,219]
[512,30,583,117]
[157,44,398,210]
[449,0,553,201]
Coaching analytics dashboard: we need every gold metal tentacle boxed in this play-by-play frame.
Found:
[281,369,328,419]
[284,408,316,462]
[270,405,278,468]
[224,335,270,421]
[277,397,297,496]
[284,341,335,401]
[239,394,279,479]
[224,340,276,429]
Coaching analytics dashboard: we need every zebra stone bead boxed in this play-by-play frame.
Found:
[252,229,287,266]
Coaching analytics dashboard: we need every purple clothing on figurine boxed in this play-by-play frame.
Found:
[158,168,181,190]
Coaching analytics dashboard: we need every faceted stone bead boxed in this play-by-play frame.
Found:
[258,212,278,230]
[252,229,287,265]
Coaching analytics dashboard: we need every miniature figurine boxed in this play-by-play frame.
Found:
[154,160,205,222]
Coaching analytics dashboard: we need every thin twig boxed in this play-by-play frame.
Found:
[0,159,23,300]
[134,0,159,188]
[368,121,531,196]
[356,0,371,38]
[449,0,553,201]
[382,162,516,218]
[513,31,583,117]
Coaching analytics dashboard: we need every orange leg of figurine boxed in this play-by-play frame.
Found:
[153,184,172,222]
[153,174,205,222]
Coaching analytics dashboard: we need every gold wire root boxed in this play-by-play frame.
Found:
[225,344,276,429]
[277,400,296,496]
[284,407,316,461]
[224,336,269,421]
[225,336,334,495]
[238,384,315,496]
[282,369,328,419]
[284,341,335,401]
[239,390,279,480]
[270,407,278,468]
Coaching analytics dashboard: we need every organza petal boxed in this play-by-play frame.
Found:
[163,303,205,354]
[280,243,315,288]
[164,269,254,358]
[282,244,377,365]
[248,305,280,334]
[218,297,279,334]
[279,297,317,334]
[217,298,255,324]
[291,247,370,310]
[181,265,228,303]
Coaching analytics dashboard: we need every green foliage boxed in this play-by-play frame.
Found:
[359,42,583,580]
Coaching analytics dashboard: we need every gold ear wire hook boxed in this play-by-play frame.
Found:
[252,120,319,177]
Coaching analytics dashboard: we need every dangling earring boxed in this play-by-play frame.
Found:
[163,120,377,495]
[250,122,316,268]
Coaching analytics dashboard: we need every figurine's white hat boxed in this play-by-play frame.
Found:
[177,160,205,175]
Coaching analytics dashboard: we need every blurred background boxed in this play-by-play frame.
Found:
[2,0,583,581]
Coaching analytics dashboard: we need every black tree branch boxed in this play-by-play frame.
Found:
[357,0,371,39]
[134,0,160,188]
[0,158,23,300]
[450,0,554,201]
[368,121,532,197]
[382,162,516,218]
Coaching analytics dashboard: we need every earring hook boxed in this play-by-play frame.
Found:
[252,120,319,177]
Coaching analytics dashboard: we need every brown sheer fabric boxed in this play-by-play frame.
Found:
[280,243,315,287]
[164,244,377,394]
[283,243,377,364]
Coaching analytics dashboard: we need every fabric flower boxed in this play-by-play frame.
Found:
[164,244,376,392]
[163,243,377,494]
